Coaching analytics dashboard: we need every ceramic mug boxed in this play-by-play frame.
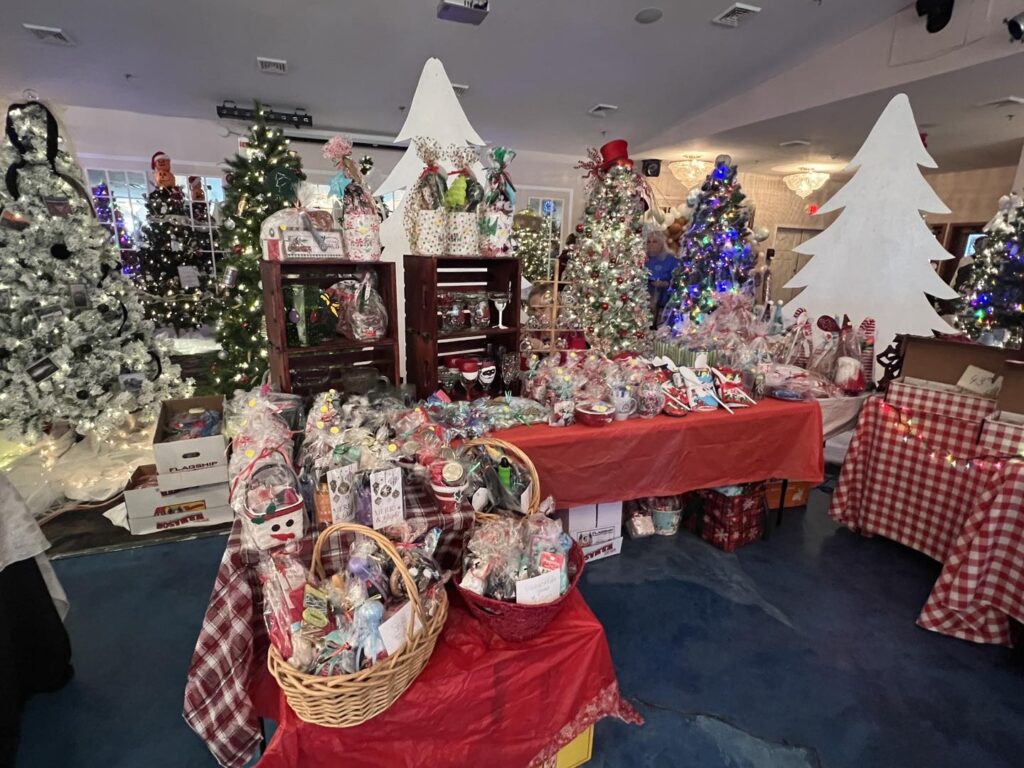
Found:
[611,388,637,420]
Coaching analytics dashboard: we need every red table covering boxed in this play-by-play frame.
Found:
[250,589,641,768]
[499,398,824,507]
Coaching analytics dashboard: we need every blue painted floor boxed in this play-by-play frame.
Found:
[16,490,1024,767]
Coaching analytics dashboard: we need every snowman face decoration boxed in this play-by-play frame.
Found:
[245,503,305,550]
[479,364,497,387]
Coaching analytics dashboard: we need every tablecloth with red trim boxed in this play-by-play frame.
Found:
[250,589,641,768]
[499,398,824,507]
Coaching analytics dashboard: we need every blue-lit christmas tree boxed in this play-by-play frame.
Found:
[663,154,754,326]
[957,194,1024,348]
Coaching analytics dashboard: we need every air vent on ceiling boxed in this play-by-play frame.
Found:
[711,3,762,28]
[452,83,469,96]
[588,103,619,118]
[976,96,1024,108]
[23,24,75,46]
[256,57,288,75]
[779,140,811,148]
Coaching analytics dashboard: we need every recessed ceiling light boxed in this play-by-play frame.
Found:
[635,7,664,24]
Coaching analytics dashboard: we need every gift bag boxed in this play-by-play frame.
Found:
[446,211,478,256]
[416,209,446,256]
[404,138,448,256]
[322,134,382,261]
[479,147,516,257]
[344,212,381,261]
[337,272,388,342]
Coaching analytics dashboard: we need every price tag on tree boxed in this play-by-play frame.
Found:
[177,266,201,288]
[369,467,403,529]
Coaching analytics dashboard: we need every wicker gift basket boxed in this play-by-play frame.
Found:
[454,437,583,642]
[267,523,448,727]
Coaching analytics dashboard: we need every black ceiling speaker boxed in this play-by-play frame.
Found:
[641,159,661,177]
[916,0,955,34]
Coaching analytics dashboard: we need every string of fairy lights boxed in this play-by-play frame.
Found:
[878,400,1023,472]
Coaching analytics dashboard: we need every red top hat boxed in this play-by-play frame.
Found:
[599,139,632,171]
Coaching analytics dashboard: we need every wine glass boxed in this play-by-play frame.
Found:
[490,291,510,329]
[501,352,520,393]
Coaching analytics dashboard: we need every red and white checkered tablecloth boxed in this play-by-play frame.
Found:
[830,387,993,562]
[917,458,1024,645]
[833,394,1024,646]
[183,478,472,768]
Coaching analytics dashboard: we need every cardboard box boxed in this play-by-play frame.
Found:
[558,501,623,545]
[765,480,813,509]
[998,360,1024,417]
[899,336,1020,387]
[128,504,233,536]
[581,536,623,563]
[124,465,230,531]
[153,395,228,491]
[572,525,619,548]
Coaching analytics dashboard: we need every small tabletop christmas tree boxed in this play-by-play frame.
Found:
[663,154,754,326]
[957,193,1024,348]
[0,101,189,439]
[135,152,210,332]
[212,105,304,392]
[513,210,551,283]
[562,140,651,355]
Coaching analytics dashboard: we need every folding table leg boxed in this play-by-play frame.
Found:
[776,479,788,528]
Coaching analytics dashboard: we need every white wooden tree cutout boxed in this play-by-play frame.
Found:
[784,93,957,364]
[375,57,487,374]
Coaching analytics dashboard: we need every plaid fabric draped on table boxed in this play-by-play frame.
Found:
[183,477,472,768]
[918,416,1024,645]
[832,387,1024,645]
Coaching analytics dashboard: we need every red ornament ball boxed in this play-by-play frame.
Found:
[620,294,628,303]
[618,329,628,337]
[594,210,604,220]
[806,203,819,215]
[576,223,585,234]
[600,302,610,310]
[635,331,645,339]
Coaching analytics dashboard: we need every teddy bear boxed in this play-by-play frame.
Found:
[151,151,176,189]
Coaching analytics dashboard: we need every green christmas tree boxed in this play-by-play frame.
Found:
[136,179,211,332]
[562,150,650,355]
[212,106,304,391]
[957,194,1024,348]
[663,155,754,327]
[513,211,551,283]
[0,101,189,440]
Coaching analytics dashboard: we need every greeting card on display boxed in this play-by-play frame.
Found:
[326,464,357,523]
[370,467,403,529]
[379,601,424,656]
[515,569,561,606]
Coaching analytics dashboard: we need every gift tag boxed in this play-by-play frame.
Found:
[326,464,357,523]
[369,467,403,529]
[26,356,58,383]
[45,198,73,218]
[379,601,424,656]
[69,283,90,310]
[515,569,561,606]
[177,265,201,288]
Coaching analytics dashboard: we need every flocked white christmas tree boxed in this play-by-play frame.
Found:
[784,93,957,364]
[375,58,487,373]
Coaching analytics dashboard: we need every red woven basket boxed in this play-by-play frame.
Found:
[455,539,585,642]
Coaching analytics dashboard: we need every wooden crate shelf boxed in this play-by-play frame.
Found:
[261,259,400,396]
[404,254,522,398]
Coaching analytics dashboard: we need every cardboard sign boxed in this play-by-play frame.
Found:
[370,467,403,529]
[326,464,357,523]
[379,600,423,656]
[45,197,73,218]
[177,265,201,289]
[515,569,561,606]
